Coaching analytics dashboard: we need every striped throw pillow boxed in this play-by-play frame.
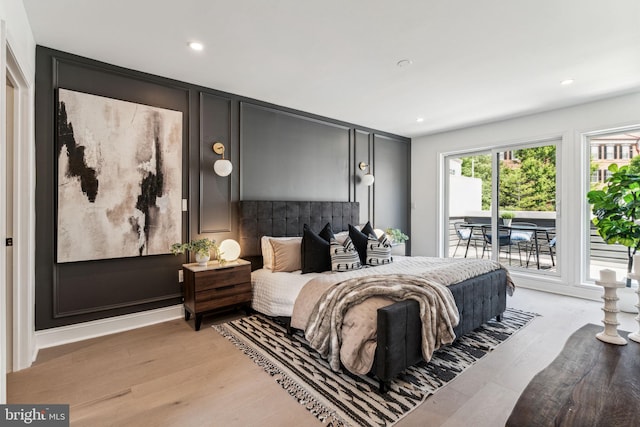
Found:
[330,237,362,272]
[366,234,393,265]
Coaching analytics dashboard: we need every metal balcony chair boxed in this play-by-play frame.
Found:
[453,221,482,258]
[528,235,556,268]
[510,222,536,266]
[481,225,514,264]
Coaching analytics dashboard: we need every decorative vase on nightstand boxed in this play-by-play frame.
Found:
[195,252,210,266]
[170,237,218,267]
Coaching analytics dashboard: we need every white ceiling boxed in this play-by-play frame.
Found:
[22,0,640,138]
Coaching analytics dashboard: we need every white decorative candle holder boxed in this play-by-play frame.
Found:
[595,269,627,345]
[625,272,640,344]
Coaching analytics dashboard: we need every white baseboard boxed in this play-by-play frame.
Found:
[511,272,602,302]
[34,304,184,358]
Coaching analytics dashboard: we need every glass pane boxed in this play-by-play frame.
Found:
[447,153,491,259]
[605,145,614,159]
[587,131,640,281]
[498,145,557,272]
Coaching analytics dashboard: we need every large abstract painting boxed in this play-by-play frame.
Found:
[56,88,183,263]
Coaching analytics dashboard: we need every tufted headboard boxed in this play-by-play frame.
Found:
[238,200,359,268]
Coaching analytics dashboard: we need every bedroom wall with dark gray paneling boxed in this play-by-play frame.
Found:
[373,134,411,254]
[240,103,352,202]
[199,93,234,234]
[34,45,410,330]
[354,130,373,222]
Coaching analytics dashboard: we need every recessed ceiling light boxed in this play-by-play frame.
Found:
[189,41,204,51]
[416,117,424,123]
[397,59,413,68]
[561,79,574,86]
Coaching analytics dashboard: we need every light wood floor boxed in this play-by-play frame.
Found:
[7,288,639,427]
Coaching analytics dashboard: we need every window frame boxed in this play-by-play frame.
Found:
[583,127,640,285]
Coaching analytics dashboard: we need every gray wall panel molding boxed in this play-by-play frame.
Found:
[199,92,232,233]
[372,133,411,252]
[38,47,189,328]
[354,130,372,222]
[240,102,352,202]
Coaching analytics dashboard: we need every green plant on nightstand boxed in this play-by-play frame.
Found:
[170,238,219,266]
[385,228,409,244]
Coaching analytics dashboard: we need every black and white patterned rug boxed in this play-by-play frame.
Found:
[213,308,537,427]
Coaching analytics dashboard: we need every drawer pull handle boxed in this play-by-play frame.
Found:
[215,285,236,291]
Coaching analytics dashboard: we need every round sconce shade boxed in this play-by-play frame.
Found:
[219,239,241,261]
[214,159,233,177]
[362,173,375,186]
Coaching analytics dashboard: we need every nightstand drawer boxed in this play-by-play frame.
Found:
[196,291,252,312]
[194,264,251,291]
[195,282,251,304]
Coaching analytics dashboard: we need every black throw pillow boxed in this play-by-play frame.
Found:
[301,224,331,274]
[318,222,334,242]
[360,221,376,239]
[348,224,370,265]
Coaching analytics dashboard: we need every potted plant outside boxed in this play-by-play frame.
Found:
[587,164,640,288]
[170,238,219,266]
[500,211,515,227]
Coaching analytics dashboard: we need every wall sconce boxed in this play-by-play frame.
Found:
[212,142,233,177]
[359,161,375,186]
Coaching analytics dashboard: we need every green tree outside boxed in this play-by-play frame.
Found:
[459,146,556,211]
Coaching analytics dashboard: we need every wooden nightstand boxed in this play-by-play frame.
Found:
[182,259,251,331]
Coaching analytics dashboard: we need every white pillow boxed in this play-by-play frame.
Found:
[366,234,393,266]
[261,236,302,269]
[330,237,361,272]
[334,231,350,245]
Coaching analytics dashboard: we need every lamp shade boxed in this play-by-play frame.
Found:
[362,173,375,186]
[214,159,233,177]
[219,239,241,261]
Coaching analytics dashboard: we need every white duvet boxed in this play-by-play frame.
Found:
[251,256,511,317]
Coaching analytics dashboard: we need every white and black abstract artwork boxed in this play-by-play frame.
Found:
[56,88,183,263]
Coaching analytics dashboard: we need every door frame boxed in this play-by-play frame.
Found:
[1,18,7,403]
[1,22,36,401]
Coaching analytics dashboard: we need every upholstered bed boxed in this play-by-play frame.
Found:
[238,200,510,392]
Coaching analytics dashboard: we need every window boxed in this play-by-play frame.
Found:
[605,145,614,159]
[621,145,631,160]
[586,129,640,283]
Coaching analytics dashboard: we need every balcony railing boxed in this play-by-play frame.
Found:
[448,216,631,276]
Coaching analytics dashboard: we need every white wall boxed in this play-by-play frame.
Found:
[412,91,640,297]
[448,175,481,217]
[0,0,34,401]
[0,0,35,79]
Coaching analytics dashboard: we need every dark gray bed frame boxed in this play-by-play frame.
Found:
[238,200,507,392]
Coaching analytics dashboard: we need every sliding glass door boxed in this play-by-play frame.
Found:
[445,140,559,275]
[446,152,491,259]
